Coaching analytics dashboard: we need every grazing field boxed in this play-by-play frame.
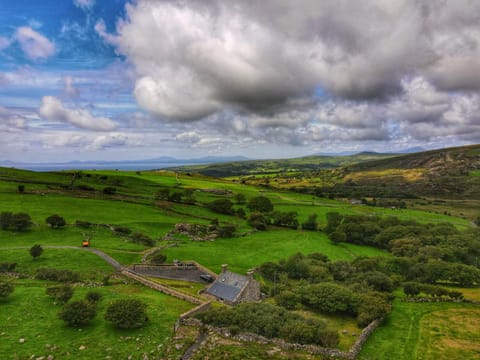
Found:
[0,279,193,360]
[161,229,388,274]
[359,299,480,360]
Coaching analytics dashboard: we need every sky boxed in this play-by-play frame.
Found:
[1,0,480,163]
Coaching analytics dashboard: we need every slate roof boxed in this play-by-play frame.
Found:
[206,270,249,303]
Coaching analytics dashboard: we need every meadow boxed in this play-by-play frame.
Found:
[0,167,478,359]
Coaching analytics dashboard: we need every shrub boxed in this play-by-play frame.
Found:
[0,281,14,298]
[247,196,273,213]
[248,212,268,230]
[11,213,32,232]
[46,285,74,304]
[301,214,318,231]
[207,199,234,215]
[0,211,13,230]
[104,299,149,329]
[59,300,96,327]
[35,268,80,283]
[218,224,237,238]
[46,214,66,229]
[0,262,17,272]
[149,252,167,264]
[130,232,155,247]
[30,244,43,260]
[17,184,25,193]
[85,291,102,303]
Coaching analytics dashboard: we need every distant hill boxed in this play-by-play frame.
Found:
[168,152,396,177]
[310,144,480,199]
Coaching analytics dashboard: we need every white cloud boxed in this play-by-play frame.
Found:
[38,96,117,131]
[73,0,95,10]
[15,27,55,60]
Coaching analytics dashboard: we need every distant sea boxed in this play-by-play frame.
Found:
[0,161,199,172]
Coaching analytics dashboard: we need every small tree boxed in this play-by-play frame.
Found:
[0,281,14,299]
[208,199,234,215]
[104,299,149,329]
[17,185,25,193]
[233,193,246,204]
[247,196,273,213]
[248,212,268,230]
[59,299,96,327]
[30,244,43,260]
[85,291,102,303]
[46,214,66,229]
[11,213,32,232]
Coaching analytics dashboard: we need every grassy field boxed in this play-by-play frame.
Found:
[359,298,480,360]
[0,279,193,360]
[1,166,478,359]
[161,229,388,274]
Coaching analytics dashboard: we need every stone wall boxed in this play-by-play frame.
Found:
[237,277,261,303]
[121,270,204,305]
[177,308,383,359]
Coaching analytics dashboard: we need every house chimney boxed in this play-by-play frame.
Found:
[221,264,228,273]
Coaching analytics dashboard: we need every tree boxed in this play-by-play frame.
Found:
[11,213,32,232]
[271,211,298,229]
[17,185,25,193]
[59,300,96,327]
[207,199,234,215]
[302,214,318,231]
[85,291,102,303]
[247,196,273,213]
[46,214,66,229]
[30,244,43,260]
[325,212,343,234]
[155,188,170,200]
[104,299,149,329]
[0,281,14,299]
[103,187,117,195]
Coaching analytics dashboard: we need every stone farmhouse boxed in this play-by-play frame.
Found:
[206,264,261,305]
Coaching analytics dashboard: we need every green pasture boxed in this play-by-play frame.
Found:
[0,280,193,360]
[359,298,480,360]
[162,229,388,274]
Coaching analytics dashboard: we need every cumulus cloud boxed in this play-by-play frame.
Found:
[73,0,95,10]
[15,27,55,60]
[38,96,117,131]
[106,0,480,124]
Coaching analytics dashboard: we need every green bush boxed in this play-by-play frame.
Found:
[85,291,102,303]
[207,199,234,215]
[104,299,149,329]
[46,285,74,304]
[0,262,17,272]
[59,300,96,327]
[46,214,66,229]
[30,244,43,260]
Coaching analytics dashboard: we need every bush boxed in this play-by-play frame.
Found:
[130,232,155,247]
[207,199,234,215]
[85,291,102,303]
[218,224,237,238]
[248,212,268,230]
[105,299,149,329]
[36,268,80,283]
[0,281,14,298]
[301,214,318,231]
[0,212,13,230]
[30,244,43,260]
[149,252,167,264]
[46,214,66,229]
[0,262,17,272]
[11,213,32,232]
[247,196,273,213]
[46,285,74,304]
[59,300,96,327]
